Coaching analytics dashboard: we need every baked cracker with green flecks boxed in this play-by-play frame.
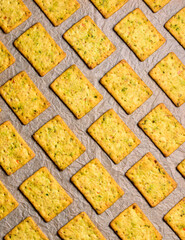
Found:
[50,65,103,119]
[19,167,73,222]
[71,158,124,214]
[110,203,162,240]
[58,212,106,240]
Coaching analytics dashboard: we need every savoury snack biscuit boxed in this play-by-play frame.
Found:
[126,152,177,207]
[4,217,49,240]
[165,7,185,49]
[177,159,185,178]
[58,212,106,240]
[0,121,35,175]
[114,8,166,61]
[0,0,31,33]
[14,23,66,76]
[149,53,185,107]
[19,167,73,222]
[0,71,50,125]
[88,109,140,164]
[71,158,124,214]
[63,16,116,69]
[0,41,15,74]
[90,0,128,18]
[138,103,185,157]
[100,60,152,114]
[34,0,80,26]
[143,0,171,13]
[164,198,185,240]
[50,65,103,118]
[110,203,162,240]
[0,180,19,221]
[33,115,85,170]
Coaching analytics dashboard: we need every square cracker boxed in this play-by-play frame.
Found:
[71,158,124,214]
[34,0,80,26]
[0,180,19,221]
[165,7,185,49]
[19,167,73,222]
[63,16,116,69]
[4,217,49,240]
[143,0,171,13]
[126,152,177,207]
[58,212,106,240]
[177,159,185,178]
[138,103,185,157]
[0,0,31,33]
[110,203,162,240]
[100,60,152,114]
[88,109,140,164]
[0,121,35,175]
[0,71,50,125]
[14,23,66,76]
[149,52,185,107]
[164,198,185,240]
[33,115,85,170]
[114,8,166,61]
[0,41,15,74]
[50,65,103,119]
[90,0,128,18]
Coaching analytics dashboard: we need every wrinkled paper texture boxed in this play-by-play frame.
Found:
[0,0,185,239]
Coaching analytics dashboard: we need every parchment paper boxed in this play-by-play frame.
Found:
[0,0,185,239]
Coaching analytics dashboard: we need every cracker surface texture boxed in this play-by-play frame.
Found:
[58,212,106,240]
[0,0,31,33]
[114,8,166,61]
[71,158,124,214]
[177,159,185,178]
[110,203,162,240]
[63,16,116,69]
[0,121,35,175]
[33,115,85,170]
[143,0,171,12]
[50,65,103,118]
[165,7,185,49]
[126,152,177,207]
[0,71,50,125]
[88,109,140,163]
[138,103,185,157]
[34,0,80,26]
[90,0,128,18]
[4,217,49,240]
[19,167,73,222]
[149,53,185,107]
[164,198,185,240]
[100,60,152,114]
[0,41,15,73]
[14,23,66,76]
[0,180,18,221]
